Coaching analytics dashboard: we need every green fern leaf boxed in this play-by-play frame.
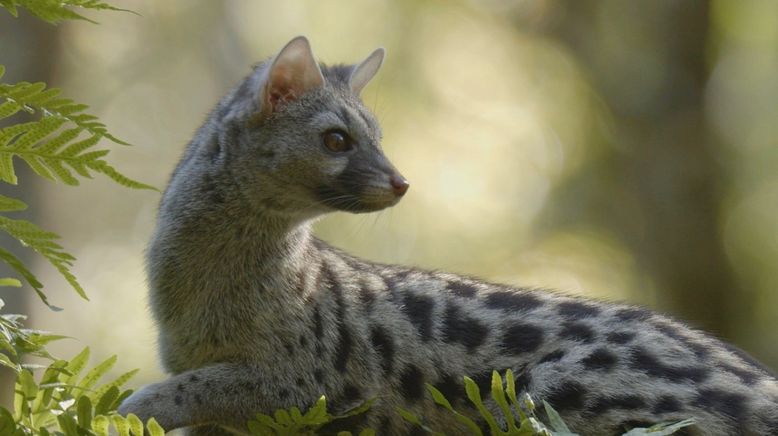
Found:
[0,247,59,310]
[464,376,500,434]
[86,369,138,404]
[85,160,157,190]
[90,415,110,436]
[93,386,118,416]
[0,66,156,191]
[0,152,15,184]
[77,355,116,391]
[146,418,165,436]
[491,370,518,432]
[0,2,18,17]
[0,216,85,302]
[63,348,91,389]
[126,414,144,436]
[110,414,131,436]
[0,195,27,212]
[0,278,21,287]
[0,0,134,24]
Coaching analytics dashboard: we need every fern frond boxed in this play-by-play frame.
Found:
[0,0,133,24]
[0,66,157,189]
[0,247,59,310]
[0,216,85,305]
[0,194,27,212]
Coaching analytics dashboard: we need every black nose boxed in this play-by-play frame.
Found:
[390,175,410,196]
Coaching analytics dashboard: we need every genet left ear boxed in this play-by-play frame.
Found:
[349,48,385,95]
[260,36,325,116]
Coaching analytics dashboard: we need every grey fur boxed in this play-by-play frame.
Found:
[119,37,778,436]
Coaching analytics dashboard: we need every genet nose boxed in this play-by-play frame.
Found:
[390,175,410,197]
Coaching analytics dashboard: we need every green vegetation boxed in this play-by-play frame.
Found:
[0,2,161,434]
[250,370,694,435]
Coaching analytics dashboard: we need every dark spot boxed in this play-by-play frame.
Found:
[333,327,352,373]
[341,383,361,404]
[448,281,477,298]
[400,365,425,402]
[471,371,493,395]
[402,292,435,341]
[201,173,224,204]
[717,362,759,385]
[383,270,411,295]
[188,374,199,383]
[653,395,683,414]
[629,346,710,383]
[476,420,491,434]
[194,394,202,405]
[484,291,543,312]
[371,326,395,375]
[295,377,305,386]
[278,388,289,400]
[558,321,596,343]
[314,368,325,384]
[581,348,618,371]
[606,331,635,344]
[687,342,709,359]
[359,287,375,309]
[204,381,212,389]
[378,415,393,434]
[501,323,544,355]
[557,301,601,319]
[284,342,294,355]
[312,306,323,339]
[299,335,308,348]
[176,383,185,392]
[654,323,708,358]
[442,303,489,351]
[433,373,464,406]
[514,369,532,389]
[614,307,652,322]
[324,265,352,373]
[409,426,428,436]
[588,395,645,415]
[174,395,183,406]
[545,381,586,412]
[539,350,565,363]
[693,389,748,420]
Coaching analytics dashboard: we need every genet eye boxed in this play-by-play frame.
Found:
[322,130,353,153]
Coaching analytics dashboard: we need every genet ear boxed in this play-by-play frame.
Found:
[349,48,385,95]
[260,36,325,116]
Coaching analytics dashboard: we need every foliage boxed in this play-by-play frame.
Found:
[0,1,163,435]
[0,0,132,24]
[0,64,156,309]
[2,344,163,436]
[247,396,375,436]
[398,370,695,436]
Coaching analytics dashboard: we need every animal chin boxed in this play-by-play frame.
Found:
[320,195,397,213]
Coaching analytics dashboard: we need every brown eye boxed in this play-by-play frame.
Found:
[322,130,353,153]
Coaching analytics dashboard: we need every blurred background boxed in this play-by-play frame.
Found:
[1,0,777,404]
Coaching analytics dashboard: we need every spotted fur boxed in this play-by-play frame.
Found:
[118,37,778,436]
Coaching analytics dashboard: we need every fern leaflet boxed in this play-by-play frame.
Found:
[0,216,85,306]
[0,66,156,190]
[0,0,133,24]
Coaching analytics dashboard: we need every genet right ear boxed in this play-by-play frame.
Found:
[349,48,385,95]
[259,36,325,116]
